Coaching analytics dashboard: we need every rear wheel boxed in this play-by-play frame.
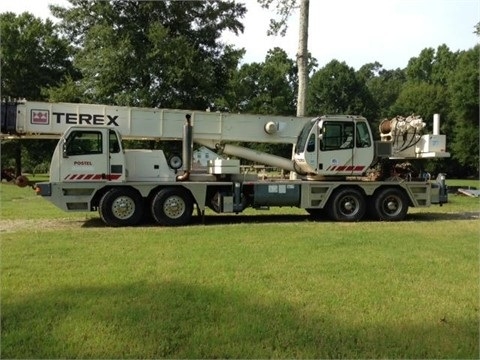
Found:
[99,188,144,227]
[372,188,408,221]
[327,188,366,222]
[151,188,193,226]
[306,208,325,220]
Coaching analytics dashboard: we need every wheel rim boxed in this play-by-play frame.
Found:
[381,195,403,217]
[339,195,359,216]
[163,195,186,219]
[111,196,136,220]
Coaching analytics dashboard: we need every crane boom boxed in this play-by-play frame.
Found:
[1,100,310,144]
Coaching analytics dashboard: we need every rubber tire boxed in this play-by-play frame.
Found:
[327,188,366,222]
[99,188,144,227]
[151,188,193,226]
[306,208,325,220]
[373,188,408,221]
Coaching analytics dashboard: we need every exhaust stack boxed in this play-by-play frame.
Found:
[433,114,440,135]
[176,114,193,181]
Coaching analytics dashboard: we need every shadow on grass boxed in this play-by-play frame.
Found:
[80,210,480,228]
[81,214,314,228]
[2,281,478,358]
[406,211,480,221]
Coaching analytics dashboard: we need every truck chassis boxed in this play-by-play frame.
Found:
[37,176,445,227]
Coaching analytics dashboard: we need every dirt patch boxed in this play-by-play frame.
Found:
[0,218,97,233]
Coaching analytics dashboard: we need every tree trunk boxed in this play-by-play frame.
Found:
[296,0,309,117]
[14,140,22,177]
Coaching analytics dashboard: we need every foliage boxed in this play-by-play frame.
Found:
[48,0,246,109]
[0,12,74,175]
[307,60,376,120]
[0,12,75,100]
[217,47,297,115]
[389,45,478,176]
[391,83,448,125]
[257,0,298,36]
[448,45,480,175]
[358,64,406,136]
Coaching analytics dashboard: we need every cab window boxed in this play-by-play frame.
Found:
[321,122,354,151]
[109,130,121,153]
[355,121,372,147]
[65,131,103,156]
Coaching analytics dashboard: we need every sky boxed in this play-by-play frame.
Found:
[2,0,479,70]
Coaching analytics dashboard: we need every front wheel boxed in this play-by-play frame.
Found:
[99,188,144,227]
[327,188,366,222]
[151,188,193,226]
[372,188,408,221]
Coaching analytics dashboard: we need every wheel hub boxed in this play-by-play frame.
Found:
[164,196,185,218]
[112,196,135,219]
[344,200,355,212]
[386,200,398,211]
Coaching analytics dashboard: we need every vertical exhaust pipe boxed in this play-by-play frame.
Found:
[176,114,193,181]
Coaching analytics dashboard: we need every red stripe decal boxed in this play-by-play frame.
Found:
[107,174,121,181]
[64,173,122,181]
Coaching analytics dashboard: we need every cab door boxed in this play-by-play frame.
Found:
[107,129,125,181]
[60,128,110,182]
[317,120,374,176]
[352,120,374,174]
[318,120,355,176]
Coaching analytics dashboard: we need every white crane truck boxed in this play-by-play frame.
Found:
[1,100,449,227]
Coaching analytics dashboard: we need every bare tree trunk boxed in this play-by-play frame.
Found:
[296,0,309,117]
[14,140,22,177]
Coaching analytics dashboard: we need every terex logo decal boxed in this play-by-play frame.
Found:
[52,112,119,126]
[31,110,50,125]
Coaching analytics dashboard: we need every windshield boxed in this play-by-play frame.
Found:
[295,119,316,154]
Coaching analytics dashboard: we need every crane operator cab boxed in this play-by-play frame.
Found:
[293,115,375,179]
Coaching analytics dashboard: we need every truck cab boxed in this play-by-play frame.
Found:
[293,115,374,178]
[50,126,176,184]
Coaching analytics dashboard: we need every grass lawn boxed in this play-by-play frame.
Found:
[1,179,479,358]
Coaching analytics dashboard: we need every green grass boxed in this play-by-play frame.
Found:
[1,179,479,358]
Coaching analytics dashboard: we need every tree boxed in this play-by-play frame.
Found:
[216,47,297,115]
[0,12,74,176]
[307,60,376,120]
[391,82,448,126]
[448,46,479,176]
[296,0,309,116]
[358,63,406,122]
[49,0,246,109]
[257,0,309,116]
[0,12,75,100]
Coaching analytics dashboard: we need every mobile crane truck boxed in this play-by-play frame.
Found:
[0,100,449,227]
